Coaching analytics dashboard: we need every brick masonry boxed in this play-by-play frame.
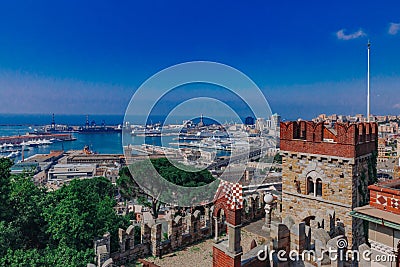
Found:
[213,246,241,267]
[280,121,377,158]
[369,179,400,215]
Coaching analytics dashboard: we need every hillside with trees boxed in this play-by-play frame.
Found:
[0,158,130,267]
[117,157,216,218]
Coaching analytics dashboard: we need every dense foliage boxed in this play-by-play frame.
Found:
[117,157,216,218]
[150,157,215,187]
[0,158,130,267]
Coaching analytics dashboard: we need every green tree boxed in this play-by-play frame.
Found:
[0,159,113,266]
[43,177,129,252]
[125,158,216,218]
[0,248,44,267]
[117,166,143,199]
[0,221,21,257]
[9,173,48,249]
[149,158,215,187]
[43,244,93,267]
[0,158,13,221]
[0,245,93,267]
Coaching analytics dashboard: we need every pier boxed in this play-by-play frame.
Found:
[0,133,76,145]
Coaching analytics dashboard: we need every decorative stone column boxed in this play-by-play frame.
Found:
[262,193,274,234]
[214,217,219,241]
[205,205,210,227]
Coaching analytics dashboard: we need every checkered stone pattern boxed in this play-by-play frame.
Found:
[214,180,229,199]
[227,183,243,210]
[391,198,400,209]
[376,194,388,206]
[214,180,243,210]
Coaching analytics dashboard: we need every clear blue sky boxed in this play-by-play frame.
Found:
[0,0,399,120]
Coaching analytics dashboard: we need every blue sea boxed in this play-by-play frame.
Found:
[0,114,233,161]
[0,125,179,159]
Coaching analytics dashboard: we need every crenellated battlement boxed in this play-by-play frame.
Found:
[280,121,378,158]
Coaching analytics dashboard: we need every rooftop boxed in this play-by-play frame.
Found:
[369,179,400,195]
[25,150,64,163]
[351,205,400,230]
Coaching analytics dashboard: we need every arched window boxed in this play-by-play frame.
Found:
[316,178,323,197]
[307,177,314,195]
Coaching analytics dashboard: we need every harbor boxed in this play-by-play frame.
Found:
[0,133,76,144]
[0,133,76,159]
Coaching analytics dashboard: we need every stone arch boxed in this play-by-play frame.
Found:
[298,210,312,222]
[102,258,114,267]
[213,201,228,239]
[213,198,228,218]
[300,163,328,184]
[306,170,319,183]
[193,209,201,219]
[174,215,183,225]
[216,208,225,219]
[216,207,226,236]
[302,167,327,197]
[126,225,135,236]
[197,205,207,214]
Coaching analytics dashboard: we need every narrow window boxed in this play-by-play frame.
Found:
[307,177,314,195]
[316,178,322,197]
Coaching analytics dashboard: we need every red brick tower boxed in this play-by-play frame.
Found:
[212,182,243,267]
[280,121,378,248]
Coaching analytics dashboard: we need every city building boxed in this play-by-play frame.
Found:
[47,163,96,181]
[271,113,281,129]
[96,166,120,184]
[11,161,47,185]
[10,162,41,175]
[255,115,279,132]
[379,138,387,159]
[61,153,125,166]
[24,150,64,163]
